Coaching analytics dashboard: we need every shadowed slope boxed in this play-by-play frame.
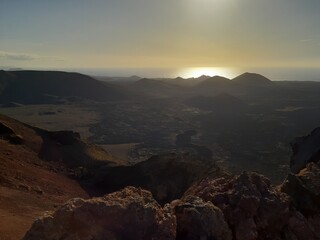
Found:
[0,70,130,104]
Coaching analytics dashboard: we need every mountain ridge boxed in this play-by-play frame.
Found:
[0,70,131,104]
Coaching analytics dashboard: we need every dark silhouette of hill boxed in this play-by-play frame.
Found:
[191,73,273,97]
[196,76,231,88]
[94,75,142,84]
[0,70,14,93]
[232,72,272,85]
[196,74,211,81]
[192,76,239,96]
[132,78,184,97]
[0,70,130,104]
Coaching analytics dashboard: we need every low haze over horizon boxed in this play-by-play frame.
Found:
[1,0,320,80]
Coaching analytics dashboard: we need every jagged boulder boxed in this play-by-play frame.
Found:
[282,127,320,239]
[283,211,320,240]
[186,172,292,240]
[281,162,320,239]
[282,162,320,215]
[170,195,232,240]
[290,127,320,173]
[23,187,176,240]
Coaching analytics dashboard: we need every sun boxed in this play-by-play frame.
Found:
[179,67,234,78]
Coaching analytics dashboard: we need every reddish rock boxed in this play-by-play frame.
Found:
[281,162,320,239]
[281,127,320,239]
[186,172,292,240]
[170,195,232,240]
[23,187,176,240]
[282,162,320,215]
[286,211,319,240]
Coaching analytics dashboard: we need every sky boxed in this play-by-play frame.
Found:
[1,0,320,79]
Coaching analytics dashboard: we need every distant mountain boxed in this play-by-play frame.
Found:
[94,75,142,83]
[232,72,272,85]
[195,75,211,81]
[0,70,130,104]
[192,76,234,96]
[197,76,231,88]
[134,78,172,89]
[132,78,184,97]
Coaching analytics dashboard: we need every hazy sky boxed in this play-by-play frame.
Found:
[1,0,320,77]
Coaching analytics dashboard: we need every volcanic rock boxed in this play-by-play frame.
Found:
[282,162,320,215]
[186,172,292,240]
[290,127,320,173]
[170,195,232,240]
[23,187,176,240]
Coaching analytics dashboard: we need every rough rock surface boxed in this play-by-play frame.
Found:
[186,172,293,240]
[19,126,320,240]
[282,162,320,215]
[284,211,320,240]
[94,153,221,204]
[23,187,176,240]
[283,127,320,239]
[170,195,232,240]
[290,127,320,173]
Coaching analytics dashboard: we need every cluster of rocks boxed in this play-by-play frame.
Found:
[23,128,320,240]
[23,187,176,240]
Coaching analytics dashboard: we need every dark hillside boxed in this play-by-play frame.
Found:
[232,72,272,85]
[0,70,130,104]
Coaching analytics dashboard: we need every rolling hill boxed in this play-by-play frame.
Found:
[0,70,130,104]
[232,72,272,85]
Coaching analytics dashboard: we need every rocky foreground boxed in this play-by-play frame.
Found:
[23,129,320,240]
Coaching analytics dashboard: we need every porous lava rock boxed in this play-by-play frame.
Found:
[282,162,320,215]
[186,172,292,240]
[23,187,176,240]
[170,195,232,240]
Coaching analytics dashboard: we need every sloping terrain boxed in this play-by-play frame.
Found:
[23,127,320,240]
[0,113,222,238]
[0,114,120,239]
[232,72,273,85]
[93,153,222,204]
[0,70,130,104]
[131,78,185,98]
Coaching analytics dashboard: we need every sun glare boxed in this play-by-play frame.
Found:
[178,67,235,78]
